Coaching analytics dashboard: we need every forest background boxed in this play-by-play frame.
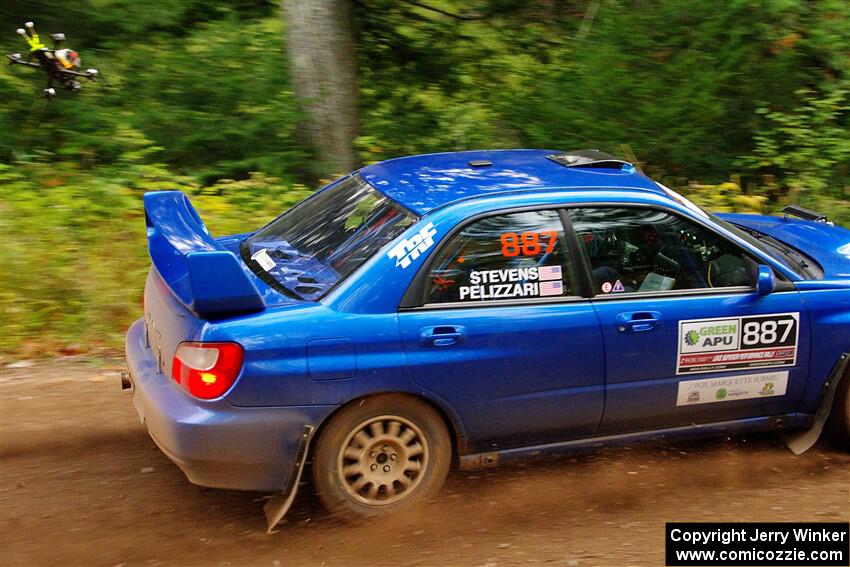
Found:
[1,0,847,358]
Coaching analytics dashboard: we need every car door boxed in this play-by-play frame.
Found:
[397,209,606,452]
[566,206,811,435]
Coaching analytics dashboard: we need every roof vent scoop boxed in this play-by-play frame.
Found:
[781,205,831,224]
[547,149,634,172]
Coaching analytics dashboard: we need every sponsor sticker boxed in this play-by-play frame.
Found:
[251,249,276,271]
[387,222,438,269]
[458,265,564,301]
[676,370,788,406]
[676,313,799,374]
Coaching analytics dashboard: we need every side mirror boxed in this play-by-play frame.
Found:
[756,265,775,296]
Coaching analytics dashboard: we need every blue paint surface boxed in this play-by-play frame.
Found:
[127,149,850,492]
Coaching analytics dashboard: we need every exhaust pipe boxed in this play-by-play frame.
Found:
[121,371,132,391]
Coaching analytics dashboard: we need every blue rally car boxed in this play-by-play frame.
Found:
[125,149,850,523]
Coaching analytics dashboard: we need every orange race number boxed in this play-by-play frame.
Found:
[500,231,558,257]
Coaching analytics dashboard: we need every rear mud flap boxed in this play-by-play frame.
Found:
[785,353,848,455]
[264,425,315,533]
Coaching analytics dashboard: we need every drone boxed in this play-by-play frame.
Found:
[6,21,98,99]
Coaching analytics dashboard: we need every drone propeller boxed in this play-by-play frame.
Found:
[17,22,46,51]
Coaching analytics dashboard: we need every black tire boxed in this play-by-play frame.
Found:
[312,394,451,522]
[825,367,850,451]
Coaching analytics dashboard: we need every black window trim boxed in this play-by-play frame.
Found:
[406,294,593,311]
[399,200,796,311]
[589,285,756,302]
[558,208,595,298]
[564,202,797,301]
[398,204,592,310]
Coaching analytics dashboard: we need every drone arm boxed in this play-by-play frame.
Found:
[6,54,41,68]
[60,68,99,79]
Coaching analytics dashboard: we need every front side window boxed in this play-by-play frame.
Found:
[659,182,820,279]
[568,207,755,295]
[423,210,578,304]
[242,176,417,300]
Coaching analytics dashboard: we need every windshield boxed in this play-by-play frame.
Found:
[656,183,818,279]
[708,213,822,279]
[241,175,418,300]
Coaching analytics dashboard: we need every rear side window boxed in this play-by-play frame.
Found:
[424,210,578,304]
[568,207,756,295]
[242,176,417,300]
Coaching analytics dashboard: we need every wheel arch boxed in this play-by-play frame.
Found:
[786,351,850,454]
[824,352,850,445]
[313,390,469,461]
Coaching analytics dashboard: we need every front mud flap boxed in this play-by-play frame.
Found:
[785,353,848,455]
[264,425,315,533]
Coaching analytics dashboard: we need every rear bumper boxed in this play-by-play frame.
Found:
[125,319,336,491]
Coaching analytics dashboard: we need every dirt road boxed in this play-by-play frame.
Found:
[1,361,848,567]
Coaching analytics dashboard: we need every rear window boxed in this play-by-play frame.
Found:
[241,175,417,300]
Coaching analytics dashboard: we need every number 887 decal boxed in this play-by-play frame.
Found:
[676,312,799,375]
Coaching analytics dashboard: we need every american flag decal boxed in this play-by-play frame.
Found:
[539,280,563,296]
[538,265,562,281]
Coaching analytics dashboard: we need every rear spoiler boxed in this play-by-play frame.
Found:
[144,191,264,316]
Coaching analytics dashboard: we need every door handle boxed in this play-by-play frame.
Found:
[616,311,662,333]
[419,325,466,347]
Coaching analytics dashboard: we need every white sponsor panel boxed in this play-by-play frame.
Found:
[676,312,799,374]
[676,370,789,406]
[680,318,740,354]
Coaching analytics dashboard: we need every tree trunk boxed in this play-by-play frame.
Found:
[284,0,360,175]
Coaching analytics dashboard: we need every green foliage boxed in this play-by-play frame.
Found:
[0,154,309,358]
[356,0,848,180]
[737,83,850,225]
[683,179,768,215]
[1,7,304,182]
[0,160,145,357]
[1,0,849,357]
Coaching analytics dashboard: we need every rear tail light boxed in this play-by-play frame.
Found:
[171,342,243,399]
